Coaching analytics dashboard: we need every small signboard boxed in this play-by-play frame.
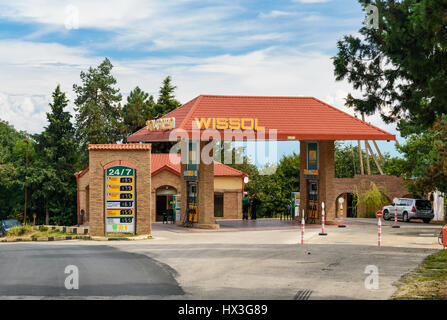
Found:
[105,165,136,234]
[376,211,383,219]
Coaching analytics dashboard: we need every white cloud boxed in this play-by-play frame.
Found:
[259,10,297,18]
[292,0,332,3]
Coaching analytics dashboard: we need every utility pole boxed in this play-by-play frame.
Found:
[24,139,29,224]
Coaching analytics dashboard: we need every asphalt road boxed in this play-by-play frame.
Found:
[0,243,184,299]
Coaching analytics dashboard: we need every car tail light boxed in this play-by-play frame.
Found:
[411,206,416,213]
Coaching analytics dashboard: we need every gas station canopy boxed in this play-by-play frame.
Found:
[127,95,396,142]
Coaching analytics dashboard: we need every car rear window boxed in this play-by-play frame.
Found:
[416,200,432,210]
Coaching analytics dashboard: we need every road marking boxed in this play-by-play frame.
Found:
[418,234,435,237]
[294,289,312,300]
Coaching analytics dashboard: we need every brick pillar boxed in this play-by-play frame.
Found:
[319,141,335,222]
[197,140,215,226]
[179,160,187,225]
[299,141,307,220]
[178,140,218,229]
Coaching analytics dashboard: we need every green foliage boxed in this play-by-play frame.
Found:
[334,142,404,178]
[121,86,155,136]
[230,152,300,218]
[333,0,447,129]
[0,120,35,221]
[354,182,389,217]
[410,116,447,199]
[39,225,49,232]
[153,76,181,119]
[33,85,80,226]
[6,224,32,237]
[150,76,181,153]
[73,58,123,164]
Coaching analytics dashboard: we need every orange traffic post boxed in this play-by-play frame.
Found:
[442,226,447,249]
[377,211,383,247]
[392,198,400,229]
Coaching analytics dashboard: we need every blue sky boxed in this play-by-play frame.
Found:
[0,0,402,162]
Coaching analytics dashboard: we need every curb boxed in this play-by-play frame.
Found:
[0,235,91,243]
[91,235,152,241]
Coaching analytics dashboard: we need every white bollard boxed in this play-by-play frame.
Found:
[319,202,327,236]
[301,210,305,245]
[338,198,346,228]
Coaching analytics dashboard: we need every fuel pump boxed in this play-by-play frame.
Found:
[187,182,198,225]
[182,140,199,227]
[307,180,318,222]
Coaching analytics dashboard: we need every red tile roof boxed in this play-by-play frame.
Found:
[88,144,151,150]
[151,153,246,177]
[127,95,395,142]
[75,154,247,179]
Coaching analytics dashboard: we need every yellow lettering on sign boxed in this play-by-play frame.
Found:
[241,118,254,130]
[194,118,211,129]
[193,118,264,130]
[216,118,228,129]
[229,118,241,129]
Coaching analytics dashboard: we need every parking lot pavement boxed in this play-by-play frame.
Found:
[1,218,441,300]
[0,243,184,299]
[108,218,442,300]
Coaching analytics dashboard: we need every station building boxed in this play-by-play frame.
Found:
[78,95,398,236]
[75,153,247,225]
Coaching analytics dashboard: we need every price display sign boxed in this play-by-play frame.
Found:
[105,165,136,233]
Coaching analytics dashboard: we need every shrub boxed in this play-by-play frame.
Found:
[7,224,32,237]
[354,182,389,218]
[39,225,49,232]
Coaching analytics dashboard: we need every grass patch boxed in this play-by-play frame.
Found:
[6,224,32,237]
[391,250,447,300]
[31,229,71,238]
[105,233,138,238]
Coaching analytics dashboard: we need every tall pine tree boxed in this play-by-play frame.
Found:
[121,86,154,136]
[153,76,181,119]
[150,76,182,153]
[74,58,123,163]
[34,85,80,225]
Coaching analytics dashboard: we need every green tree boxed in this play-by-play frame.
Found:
[334,142,399,178]
[122,86,155,136]
[153,76,181,119]
[73,58,123,164]
[151,76,182,153]
[34,85,80,225]
[333,0,447,130]
[0,120,33,221]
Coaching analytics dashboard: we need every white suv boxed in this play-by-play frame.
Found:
[382,198,434,223]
